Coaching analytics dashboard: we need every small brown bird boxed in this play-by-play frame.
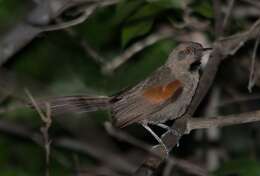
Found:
[35,42,211,149]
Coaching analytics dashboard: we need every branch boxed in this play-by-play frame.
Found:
[0,0,118,66]
[242,0,260,9]
[25,89,52,176]
[218,18,260,56]
[186,110,260,133]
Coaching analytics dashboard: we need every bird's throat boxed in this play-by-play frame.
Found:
[189,60,201,71]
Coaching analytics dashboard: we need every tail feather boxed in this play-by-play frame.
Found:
[30,95,111,115]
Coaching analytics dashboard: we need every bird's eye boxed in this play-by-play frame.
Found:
[178,47,191,58]
[178,50,186,59]
[185,47,191,54]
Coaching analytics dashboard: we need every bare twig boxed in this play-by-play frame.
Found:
[223,0,235,31]
[248,37,260,92]
[102,27,175,73]
[64,26,106,64]
[217,18,260,56]
[41,6,96,32]
[42,0,118,32]
[25,89,52,176]
[187,110,260,133]
[242,0,260,9]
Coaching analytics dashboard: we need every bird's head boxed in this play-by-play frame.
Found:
[166,42,212,71]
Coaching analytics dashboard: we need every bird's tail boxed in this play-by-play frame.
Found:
[30,95,112,115]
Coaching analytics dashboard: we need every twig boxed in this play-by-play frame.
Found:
[186,110,260,133]
[248,37,260,92]
[41,6,96,32]
[217,18,260,56]
[64,26,106,64]
[222,0,235,31]
[229,6,260,18]
[102,27,175,73]
[242,0,260,9]
[25,89,52,176]
[41,0,119,32]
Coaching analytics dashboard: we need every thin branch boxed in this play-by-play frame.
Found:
[187,110,260,133]
[41,6,96,32]
[222,0,235,31]
[63,25,106,64]
[242,0,260,9]
[41,0,118,32]
[219,18,260,56]
[102,27,175,73]
[25,89,47,121]
[25,89,52,176]
[248,37,260,92]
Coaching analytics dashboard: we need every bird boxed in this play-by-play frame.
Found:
[33,42,212,151]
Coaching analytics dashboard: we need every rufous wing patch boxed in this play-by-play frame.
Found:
[143,80,183,104]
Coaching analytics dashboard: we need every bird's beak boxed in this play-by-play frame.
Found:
[202,47,213,52]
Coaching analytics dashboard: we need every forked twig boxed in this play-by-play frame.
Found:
[25,89,52,176]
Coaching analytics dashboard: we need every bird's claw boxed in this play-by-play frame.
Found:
[152,143,169,157]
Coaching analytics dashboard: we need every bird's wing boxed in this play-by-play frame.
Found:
[113,66,184,128]
[142,79,182,104]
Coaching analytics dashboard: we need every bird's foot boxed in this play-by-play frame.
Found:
[156,123,181,147]
[151,144,169,157]
[156,123,181,137]
[142,123,169,156]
